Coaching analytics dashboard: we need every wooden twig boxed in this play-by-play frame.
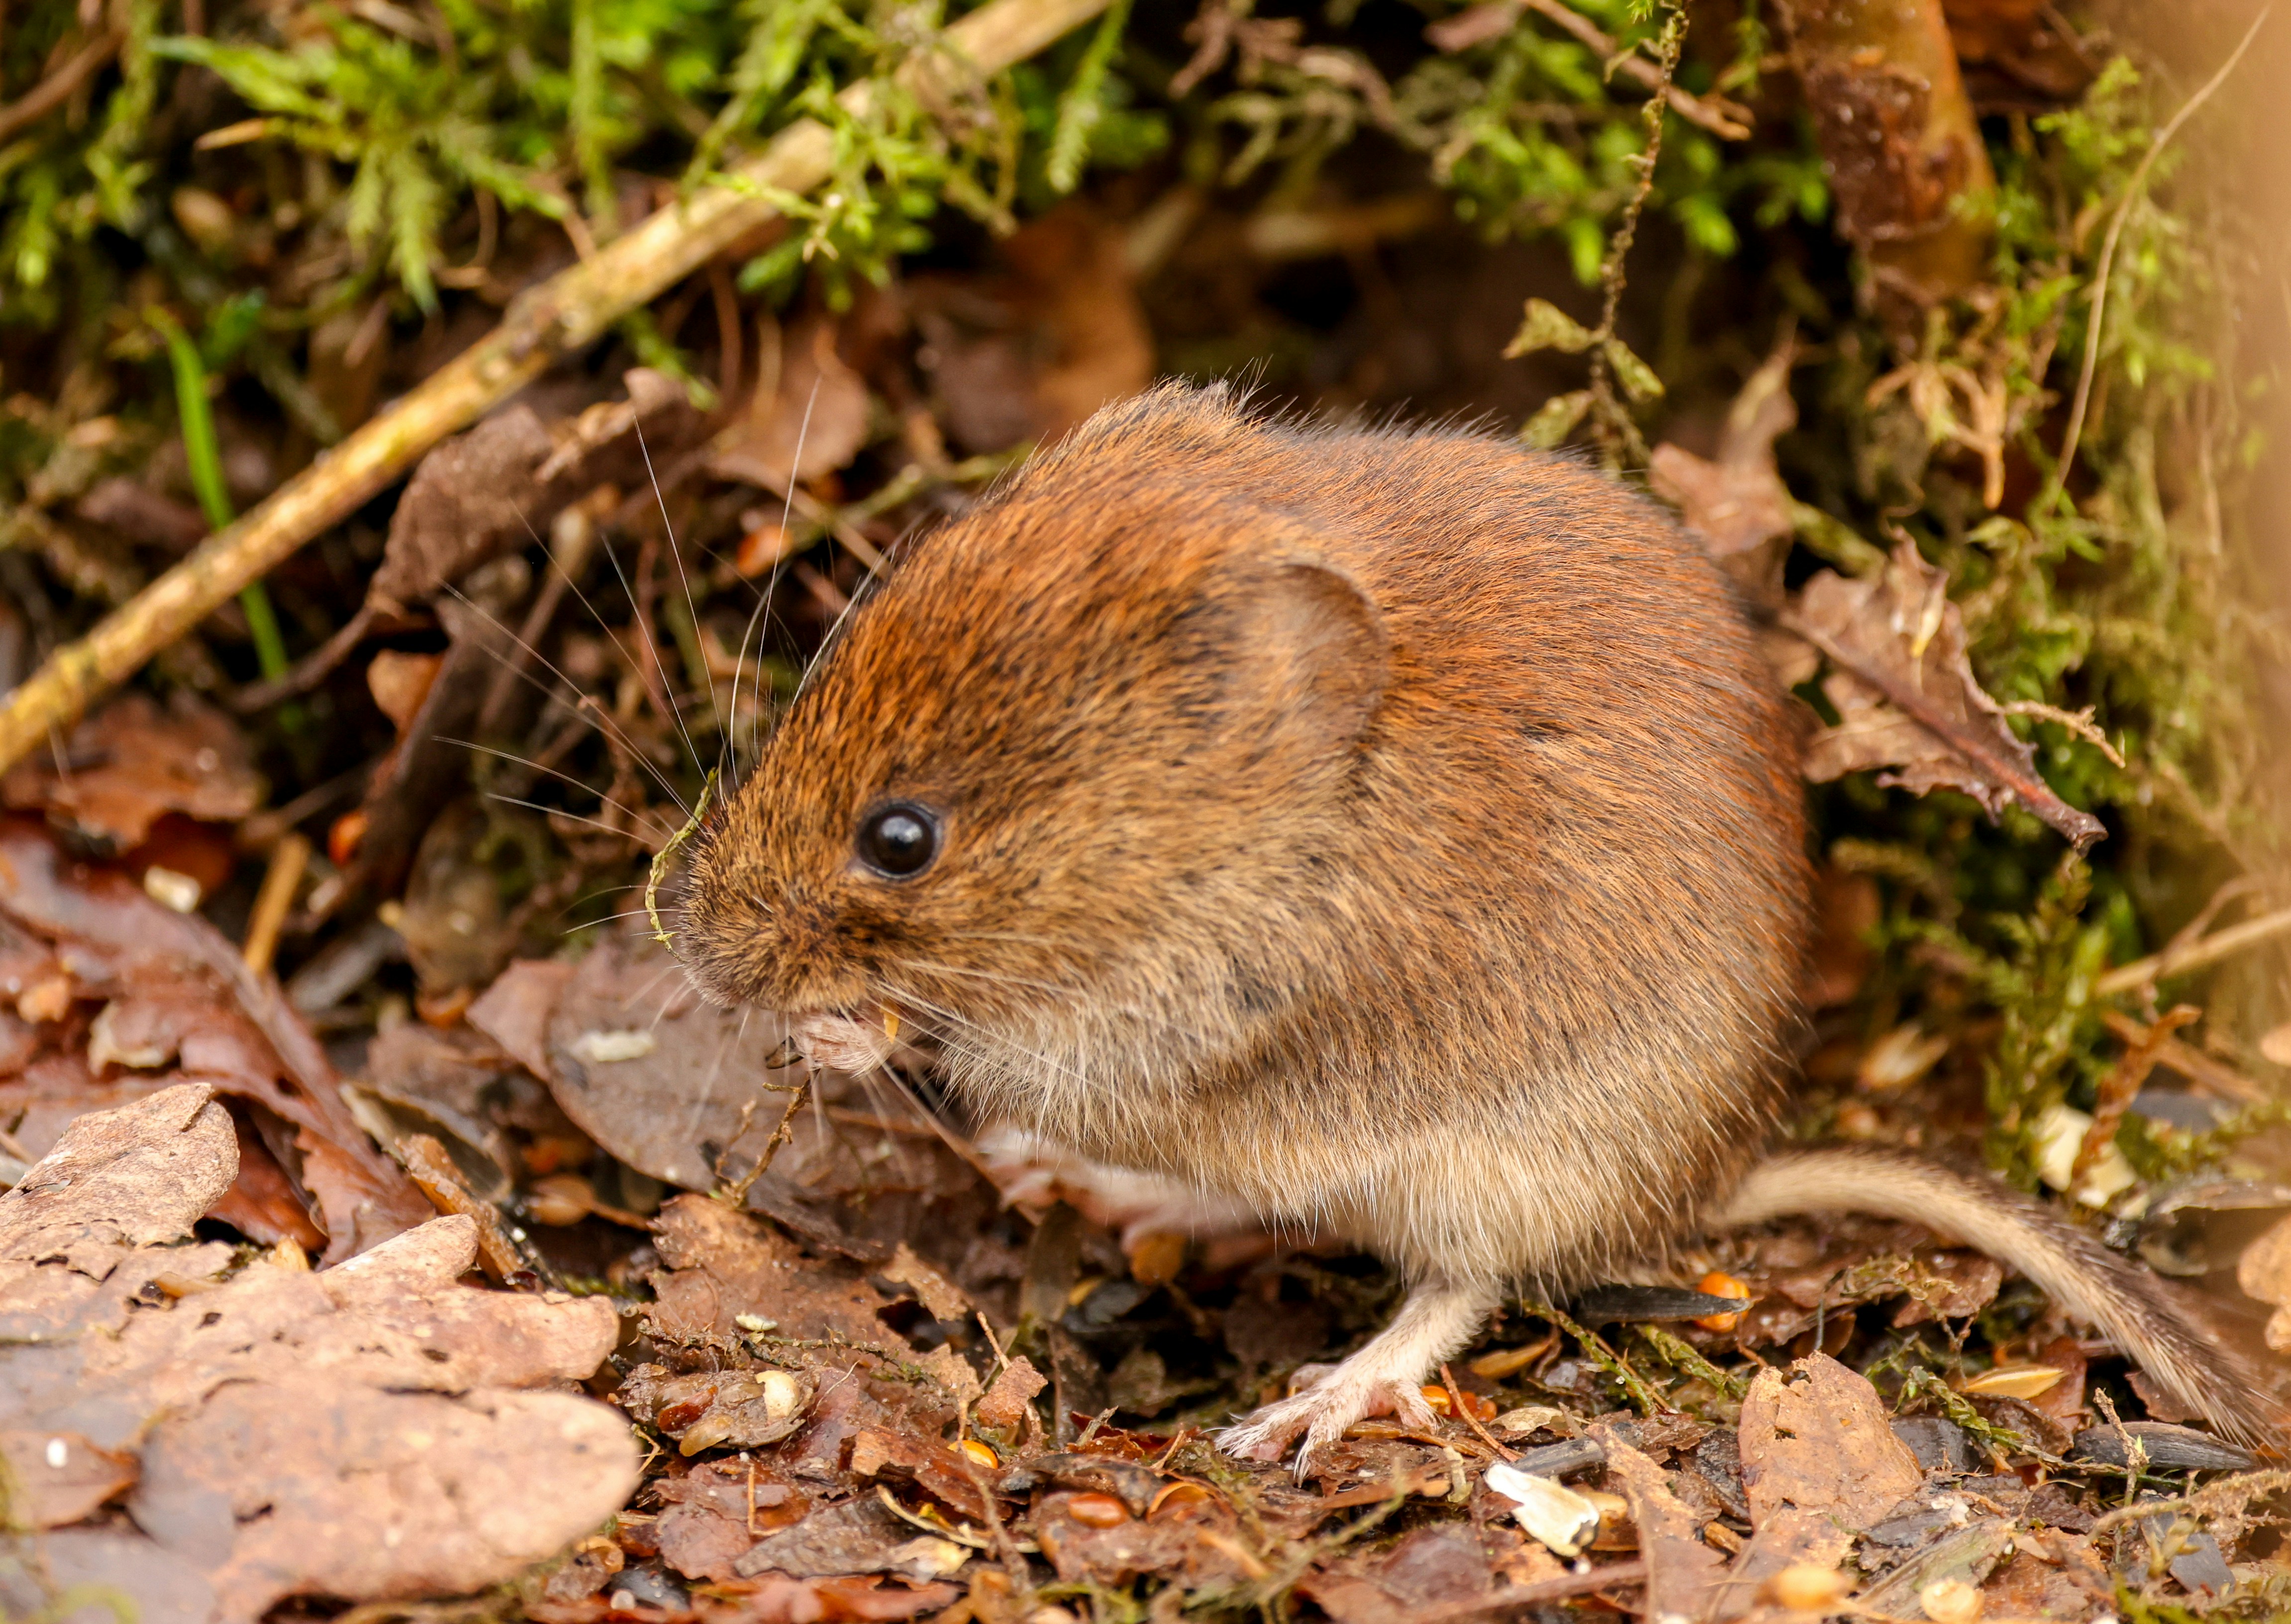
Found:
[240,831,310,976]
[0,0,1112,776]
[2094,902,2291,997]
[2051,7,2269,497]
[0,27,125,146]
[1518,0,1750,139]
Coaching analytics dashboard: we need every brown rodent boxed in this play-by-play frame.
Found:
[679,383,2275,1462]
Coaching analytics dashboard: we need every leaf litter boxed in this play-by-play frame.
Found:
[1,2,2289,1619]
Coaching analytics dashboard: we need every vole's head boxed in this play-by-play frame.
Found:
[677,390,1387,1128]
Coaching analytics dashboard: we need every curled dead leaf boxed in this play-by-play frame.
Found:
[1784,542,2104,851]
[710,315,873,495]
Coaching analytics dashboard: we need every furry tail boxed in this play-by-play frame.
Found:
[1722,1146,2282,1447]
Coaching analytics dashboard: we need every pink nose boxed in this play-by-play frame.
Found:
[791,1010,894,1073]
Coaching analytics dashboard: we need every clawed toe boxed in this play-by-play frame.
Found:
[1216,1377,1427,1478]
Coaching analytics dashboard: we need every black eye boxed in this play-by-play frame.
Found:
[856,802,939,879]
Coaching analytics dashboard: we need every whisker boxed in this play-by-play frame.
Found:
[896,956,1211,1048]
[448,737,675,841]
[879,983,1087,1087]
[486,791,647,841]
[734,369,828,772]
[594,528,708,782]
[442,579,691,817]
[634,418,725,781]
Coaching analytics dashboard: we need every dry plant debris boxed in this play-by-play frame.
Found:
[0,1084,636,1622]
[0,0,2285,1616]
[1785,541,2108,853]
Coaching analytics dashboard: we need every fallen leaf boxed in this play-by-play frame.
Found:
[544,930,798,1190]
[710,316,873,492]
[468,956,577,1079]
[1292,1526,1506,1624]
[976,1355,1049,1433]
[0,1085,638,1624]
[1649,343,1797,558]
[1,691,260,850]
[648,1457,809,1581]
[882,1240,972,1323]
[1589,1425,1725,1621]
[646,1194,914,1353]
[1786,542,2105,851]
[0,825,430,1261]
[0,1428,139,1527]
[733,1495,965,1584]
[369,368,697,613]
[1737,1353,1922,1537]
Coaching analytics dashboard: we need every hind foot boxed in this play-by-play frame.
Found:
[1215,1273,1498,1479]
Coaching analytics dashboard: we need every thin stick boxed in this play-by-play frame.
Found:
[2095,902,2291,996]
[1439,1362,1517,1461]
[240,831,311,976]
[0,27,124,146]
[723,1074,812,1205]
[1517,0,1748,139]
[2050,7,2269,497]
[0,0,1114,777]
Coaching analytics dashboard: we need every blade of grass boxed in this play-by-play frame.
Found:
[153,308,291,688]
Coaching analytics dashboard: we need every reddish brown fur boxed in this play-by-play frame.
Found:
[680,384,1808,1290]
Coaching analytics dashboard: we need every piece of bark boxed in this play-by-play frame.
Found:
[1776,0,1997,305]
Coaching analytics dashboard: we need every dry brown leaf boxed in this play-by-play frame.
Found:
[369,368,696,613]
[1589,1425,1725,1622]
[0,1085,637,1623]
[882,1240,972,1323]
[0,1428,139,1527]
[1293,1526,1508,1624]
[469,956,577,1079]
[1786,542,2105,851]
[1738,1353,1923,1534]
[1033,1482,1258,1593]
[646,1194,911,1351]
[977,1355,1049,1433]
[1648,344,1797,558]
[0,826,430,1260]
[732,1496,966,1586]
[543,929,804,1191]
[0,691,260,850]
[649,1457,810,1581]
[710,316,873,492]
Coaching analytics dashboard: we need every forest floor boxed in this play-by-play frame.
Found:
[2,1,2291,1621]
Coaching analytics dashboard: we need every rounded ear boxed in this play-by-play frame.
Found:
[1180,555,1390,761]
